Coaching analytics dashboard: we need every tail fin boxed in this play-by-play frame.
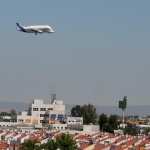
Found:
[16,22,24,31]
[16,22,26,32]
[16,22,21,27]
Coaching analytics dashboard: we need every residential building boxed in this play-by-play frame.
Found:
[67,117,83,130]
[49,124,67,130]
[31,99,65,125]
[17,111,32,124]
[83,125,99,133]
[17,98,65,126]
[67,117,83,125]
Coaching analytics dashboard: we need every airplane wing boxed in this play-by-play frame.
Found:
[31,29,43,33]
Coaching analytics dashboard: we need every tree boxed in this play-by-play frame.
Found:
[71,105,82,117]
[81,104,97,124]
[71,104,97,125]
[98,114,119,133]
[119,96,127,125]
[143,127,150,135]
[10,109,17,122]
[1,135,5,141]
[107,115,119,132]
[41,134,77,150]
[98,114,108,131]
[123,124,139,136]
[41,140,57,150]
[56,133,77,150]
[20,140,40,150]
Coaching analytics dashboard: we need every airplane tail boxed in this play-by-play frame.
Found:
[16,22,25,31]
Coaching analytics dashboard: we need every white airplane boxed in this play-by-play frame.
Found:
[16,23,55,35]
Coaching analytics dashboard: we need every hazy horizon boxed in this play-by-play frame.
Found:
[1,1,150,106]
[0,101,149,117]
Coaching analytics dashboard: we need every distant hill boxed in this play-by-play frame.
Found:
[0,101,27,112]
[65,104,150,117]
[0,101,149,117]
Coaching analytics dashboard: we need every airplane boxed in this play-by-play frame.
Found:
[16,23,55,35]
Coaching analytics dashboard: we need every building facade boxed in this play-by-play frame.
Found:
[67,117,83,130]
[17,99,65,126]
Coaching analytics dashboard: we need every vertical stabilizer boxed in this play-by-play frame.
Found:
[16,22,25,32]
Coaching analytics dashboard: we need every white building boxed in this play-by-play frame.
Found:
[17,98,65,126]
[67,117,83,130]
[31,99,65,125]
[0,122,17,127]
[17,111,31,124]
[83,125,99,133]
[49,124,67,131]
[67,117,83,125]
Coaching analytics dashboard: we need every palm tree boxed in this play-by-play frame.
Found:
[56,133,77,150]
[119,96,127,126]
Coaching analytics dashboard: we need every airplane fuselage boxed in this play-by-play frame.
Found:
[24,25,54,33]
[16,23,55,35]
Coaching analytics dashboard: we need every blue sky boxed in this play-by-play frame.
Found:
[0,0,150,105]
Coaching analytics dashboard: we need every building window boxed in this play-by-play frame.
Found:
[51,114,56,120]
[48,108,53,111]
[33,108,38,111]
[40,108,46,111]
[57,114,64,121]
[40,114,45,117]
[40,120,44,123]
[40,114,49,117]
[19,119,23,122]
